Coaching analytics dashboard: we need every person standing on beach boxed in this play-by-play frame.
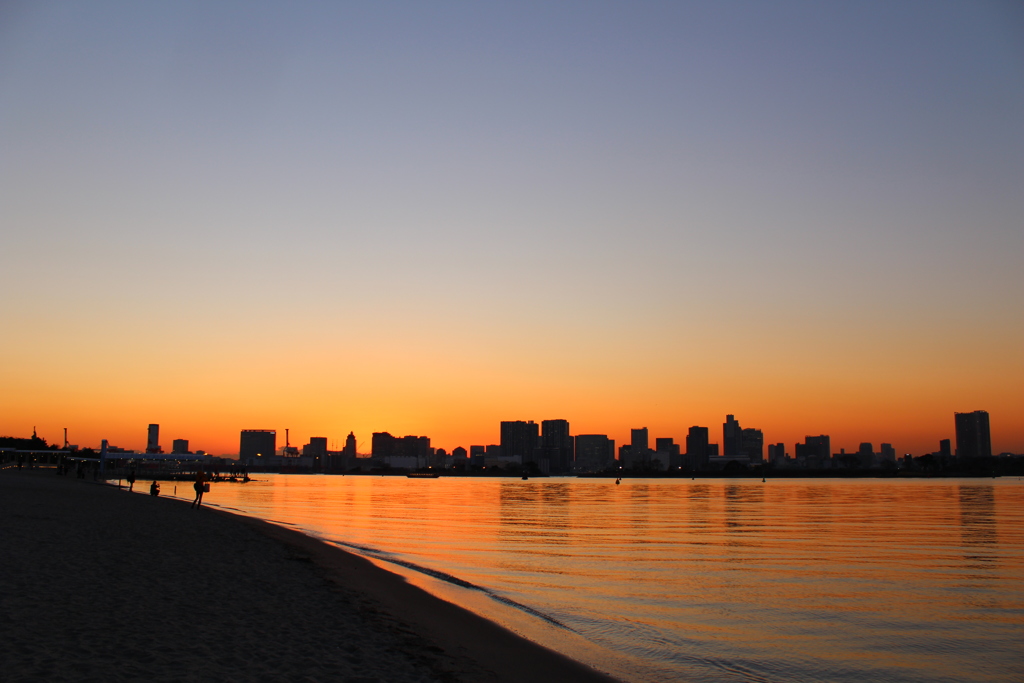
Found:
[127,465,136,492]
[191,469,206,509]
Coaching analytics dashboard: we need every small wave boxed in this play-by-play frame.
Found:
[326,539,573,631]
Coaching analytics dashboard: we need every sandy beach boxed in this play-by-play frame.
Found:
[0,469,617,683]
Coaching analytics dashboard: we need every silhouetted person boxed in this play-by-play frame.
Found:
[191,469,206,509]
[150,480,160,497]
[127,466,136,492]
[17,453,23,469]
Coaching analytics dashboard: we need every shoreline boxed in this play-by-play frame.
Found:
[1,470,617,682]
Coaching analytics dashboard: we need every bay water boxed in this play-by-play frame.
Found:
[176,476,1023,682]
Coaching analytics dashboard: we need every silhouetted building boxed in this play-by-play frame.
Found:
[939,439,952,459]
[146,424,161,454]
[741,428,763,464]
[575,434,615,472]
[171,439,189,454]
[723,415,742,456]
[629,428,650,469]
[542,419,573,474]
[768,443,786,464]
[655,437,681,469]
[240,430,276,462]
[955,411,991,458]
[858,442,875,468]
[880,443,896,464]
[372,432,430,459]
[686,426,709,470]
[796,435,831,467]
[344,432,357,457]
[501,421,539,464]
[303,437,328,469]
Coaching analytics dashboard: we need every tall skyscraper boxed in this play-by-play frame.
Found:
[344,432,357,457]
[146,424,161,454]
[954,411,991,458]
[686,426,709,471]
[630,427,650,469]
[541,419,573,474]
[501,421,539,463]
[240,429,276,462]
[723,415,742,456]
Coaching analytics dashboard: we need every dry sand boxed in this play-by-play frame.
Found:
[0,469,618,683]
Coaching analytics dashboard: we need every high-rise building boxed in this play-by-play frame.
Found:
[741,428,764,463]
[146,424,161,454]
[630,428,650,469]
[574,434,615,472]
[541,419,573,474]
[655,437,681,469]
[344,432,357,457]
[723,415,742,456]
[954,411,991,458]
[501,421,539,464]
[858,442,875,468]
[686,426,709,471]
[768,443,786,464]
[796,435,831,466]
[938,439,952,459]
[240,430,276,462]
[171,439,189,454]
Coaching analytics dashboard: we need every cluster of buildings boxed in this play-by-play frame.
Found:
[234,410,997,475]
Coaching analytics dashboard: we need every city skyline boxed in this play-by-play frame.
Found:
[2,3,1022,457]
[7,408,1012,462]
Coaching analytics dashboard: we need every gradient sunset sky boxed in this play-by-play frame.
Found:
[2,1,1022,456]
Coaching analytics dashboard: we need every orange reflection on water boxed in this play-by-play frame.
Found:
[192,476,1024,683]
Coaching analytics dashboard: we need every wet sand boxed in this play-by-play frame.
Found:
[0,469,617,682]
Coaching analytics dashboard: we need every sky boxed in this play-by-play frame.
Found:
[2,1,1022,456]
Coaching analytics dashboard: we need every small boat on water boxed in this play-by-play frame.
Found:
[521,475,529,480]
[407,472,440,478]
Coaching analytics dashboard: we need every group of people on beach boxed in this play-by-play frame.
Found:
[123,465,207,508]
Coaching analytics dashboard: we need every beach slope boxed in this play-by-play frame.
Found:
[0,470,616,683]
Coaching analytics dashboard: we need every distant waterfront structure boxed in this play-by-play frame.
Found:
[372,432,430,469]
[500,420,539,465]
[723,415,742,456]
[171,439,189,454]
[741,428,764,464]
[630,427,650,469]
[303,437,328,469]
[240,429,276,462]
[686,426,710,470]
[768,443,786,465]
[655,437,681,469]
[575,434,616,472]
[344,432,357,457]
[541,419,573,474]
[796,435,832,467]
[954,411,991,458]
[146,424,161,454]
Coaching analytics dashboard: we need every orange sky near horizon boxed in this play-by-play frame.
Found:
[2,318,1021,456]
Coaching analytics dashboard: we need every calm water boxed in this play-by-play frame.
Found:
[175,476,1023,682]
